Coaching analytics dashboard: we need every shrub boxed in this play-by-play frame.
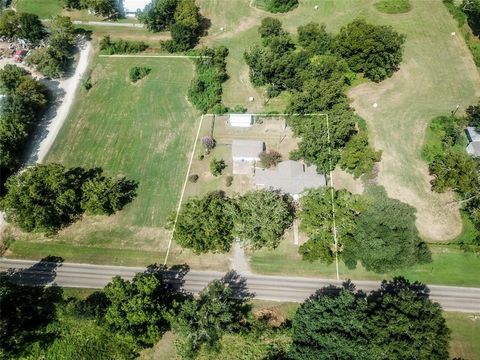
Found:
[231,104,247,113]
[210,158,226,176]
[201,136,216,151]
[225,176,233,187]
[129,66,151,82]
[100,36,148,55]
[212,103,229,115]
[198,154,204,160]
[374,0,411,14]
[82,75,92,90]
[264,0,298,13]
[188,174,199,183]
[259,150,282,168]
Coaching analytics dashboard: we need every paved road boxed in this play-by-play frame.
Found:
[1,259,479,313]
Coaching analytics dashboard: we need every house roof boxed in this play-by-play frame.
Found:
[232,140,264,160]
[466,127,480,142]
[255,160,327,195]
[123,0,151,13]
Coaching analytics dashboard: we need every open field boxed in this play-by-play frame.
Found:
[6,53,229,271]
[249,241,480,287]
[446,312,480,359]
[197,0,480,241]
[15,0,63,18]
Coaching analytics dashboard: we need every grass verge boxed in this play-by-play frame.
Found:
[374,0,411,14]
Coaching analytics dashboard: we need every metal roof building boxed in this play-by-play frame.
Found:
[229,114,253,128]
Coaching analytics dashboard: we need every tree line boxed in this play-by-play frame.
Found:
[0,10,46,45]
[1,264,451,359]
[245,18,395,176]
[423,104,480,253]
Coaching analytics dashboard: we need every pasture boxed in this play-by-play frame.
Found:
[197,0,480,241]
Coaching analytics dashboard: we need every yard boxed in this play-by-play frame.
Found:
[196,0,480,242]
[7,55,230,271]
[15,0,63,18]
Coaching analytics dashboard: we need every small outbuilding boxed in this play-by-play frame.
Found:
[232,139,264,174]
[229,114,253,128]
[255,160,327,199]
[466,127,480,157]
[123,0,151,16]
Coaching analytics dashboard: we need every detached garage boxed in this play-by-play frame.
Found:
[229,114,253,127]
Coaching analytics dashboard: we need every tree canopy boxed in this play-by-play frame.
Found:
[348,187,431,273]
[339,131,382,178]
[290,278,450,360]
[233,190,294,250]
[334,19,406,82]
[1,164,138,233]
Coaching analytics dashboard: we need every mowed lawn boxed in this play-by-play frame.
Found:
[198,0,480,241]
[15,0,63,18]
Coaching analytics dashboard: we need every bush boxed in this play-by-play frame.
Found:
[231,104,247,113]
[201,136,216,151]
[259,150,282,168]
[264,0,298,13]
[100,36,148,55]
[225,176,233,187]
[374,0,411,14]
[188,46,229,113]
[188,174,199,183]
[82,75,92,90]
[129,66,151,82]
[210,158,226,176]
[443,0,467,27]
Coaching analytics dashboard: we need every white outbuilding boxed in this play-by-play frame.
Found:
[229,114,253,128]
[123,0,151,17]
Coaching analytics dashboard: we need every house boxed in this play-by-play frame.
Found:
[123,0,151,17]
[466,127,480,157]
[255,160,327,199]
[229,114,253,128]
[232,139,264,174]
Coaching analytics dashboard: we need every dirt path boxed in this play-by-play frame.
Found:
[28,39,92,164]
[231,242,251,275]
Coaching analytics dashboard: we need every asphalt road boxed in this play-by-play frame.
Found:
[1,259,479,313]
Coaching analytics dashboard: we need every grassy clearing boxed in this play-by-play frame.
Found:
[446,312,480,359]
[15,0,63,18]
[249,240,480,287]
[374,0,412,14]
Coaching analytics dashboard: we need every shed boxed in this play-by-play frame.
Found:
[465,127,480,157]
[255,160,327,199]
[123,0,151,16]
[229,114,253,128]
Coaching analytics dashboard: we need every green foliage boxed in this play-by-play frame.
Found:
[188,174,199,182]
[258,17,286,45]
[0,10,19,38]
[443,0,467,27]
[104,266,180,347]
[233,190,294,250]
[339,132,382,178]
[264,0,298,13]
[188,46,229,113]
[348,187,431,273]
[210,158,226,176]
[26,16,76,78]
[225,175,233,187]
[289,108,357,172]
[172,276,251,358]
[259,149,282,168]
[1,164,138,233]
[138,0,179,32]
[374,0,411,14]
[466,99,480,129]
[422,115,466,162]
[429,149,479,195]
[334,19,406,82]
[297,22,332,56]
[290,278,450,360]
[17,12,46,44]
[83,0,120,18]
[100,36,148,54]
[0,65,47,174]
[174,191,235,253]
[129,66,151,82]
[299,188,367,264]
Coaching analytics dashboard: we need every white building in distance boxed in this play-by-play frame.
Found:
[123,0,151,17]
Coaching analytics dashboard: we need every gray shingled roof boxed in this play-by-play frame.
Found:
[232,140,264,160]
[467,142,480,157]
[255,160,326,195]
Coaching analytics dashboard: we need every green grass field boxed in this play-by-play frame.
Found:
[249,241,480,287]
[446,312,480,359]
[15,0,63,18]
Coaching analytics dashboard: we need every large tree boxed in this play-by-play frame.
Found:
[173,191,235,253]
[234,190,294,250]
[17,13,46,44]
[349,187,431,273]
[297,22,332,55]
[290,278,450,360]
[298,188,367,264]
[138,0,179,32]
[172,275,251,358]
[334,19,405,82]
[339,132,381,178]
[103,266,180,347]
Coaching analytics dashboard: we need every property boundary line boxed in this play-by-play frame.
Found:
[163,115,204,265]
[99,55,208,58]
[163,113,340,281]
